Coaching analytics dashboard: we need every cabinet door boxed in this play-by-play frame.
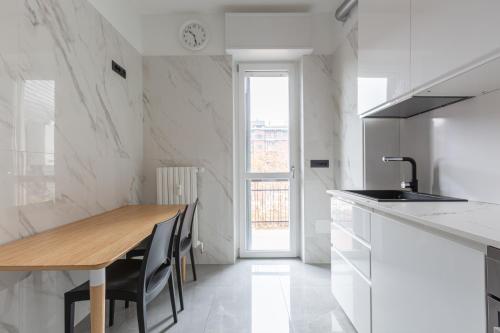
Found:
[371,214,485,333]
[331,248,371,333]
[331,198,371,243]
[331,222,371,279]
[358,0,411,114]
[411,0,500,90]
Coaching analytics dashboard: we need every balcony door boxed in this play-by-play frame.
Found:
[238,63,299,258]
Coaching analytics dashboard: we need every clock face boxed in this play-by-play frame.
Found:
[180,21,208,51]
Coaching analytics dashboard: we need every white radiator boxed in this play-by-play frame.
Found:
[156,167,203,251]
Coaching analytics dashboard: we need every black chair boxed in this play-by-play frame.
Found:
[126,199,199,312]
[174,199,199,311]
[64,213,180,333]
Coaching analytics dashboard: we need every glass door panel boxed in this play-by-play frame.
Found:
[239,64,298,257]
[247,75,290,173]
[248,180,290,251]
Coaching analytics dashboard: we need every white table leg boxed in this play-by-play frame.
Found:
[89,269,105,333]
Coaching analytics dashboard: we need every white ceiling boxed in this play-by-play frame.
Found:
[132,0,341,15]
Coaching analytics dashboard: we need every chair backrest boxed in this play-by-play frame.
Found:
[139,212,180,297]
[178,199,199,242]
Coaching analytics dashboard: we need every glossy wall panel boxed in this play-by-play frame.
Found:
[0,0,143,331]
[330,21,364,190]
[142,56,234,264]
[301,55,336,263]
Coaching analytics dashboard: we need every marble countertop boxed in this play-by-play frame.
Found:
[328,190,500,249]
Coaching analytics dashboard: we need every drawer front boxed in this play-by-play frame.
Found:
[331,248,372,333]
[331,198,371,243]
[331,223,371,278]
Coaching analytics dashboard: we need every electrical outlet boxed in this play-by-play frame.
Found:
[310,160,330,168]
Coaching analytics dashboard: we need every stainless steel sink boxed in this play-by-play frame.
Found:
[344,190,467,202]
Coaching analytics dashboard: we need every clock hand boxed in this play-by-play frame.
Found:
[188,31,198,45]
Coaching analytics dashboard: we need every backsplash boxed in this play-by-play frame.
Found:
[400,89,500,204]
[142,56,234,264]
[0,0,143,331]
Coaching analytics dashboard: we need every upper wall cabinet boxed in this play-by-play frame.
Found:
[358,0,411,114]
[411,0,500,91]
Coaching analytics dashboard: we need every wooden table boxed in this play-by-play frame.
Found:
[0,204,184,333]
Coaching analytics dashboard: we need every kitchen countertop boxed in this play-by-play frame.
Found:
[328,190,500,250]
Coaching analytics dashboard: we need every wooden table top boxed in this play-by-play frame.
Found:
[0,205,185,271]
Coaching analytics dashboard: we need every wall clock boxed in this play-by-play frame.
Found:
[179,20,209,51]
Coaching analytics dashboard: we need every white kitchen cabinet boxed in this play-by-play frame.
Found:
[331,198,372,333]
[358,0,411,114]
[331,248,371,333]
[371,213,485,333]
[331,223,371,278]
[411,0,500,91]
[331,198,371,242]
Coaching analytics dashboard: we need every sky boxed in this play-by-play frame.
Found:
[248,75,289,127]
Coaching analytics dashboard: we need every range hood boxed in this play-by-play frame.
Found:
[362,52,500,118]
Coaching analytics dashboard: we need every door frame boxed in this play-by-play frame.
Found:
[236,62,300,258]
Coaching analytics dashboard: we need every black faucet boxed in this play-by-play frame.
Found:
[382,156,419,192]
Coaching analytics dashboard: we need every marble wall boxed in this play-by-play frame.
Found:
[331,22,364,191]
[142,56,234,264]
[0,0,143,331]
[300,21,362,263]
[301,55,336,263]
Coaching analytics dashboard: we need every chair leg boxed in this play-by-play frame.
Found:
[125,300,130,309]
[136,300,147,333]
[64,297,75,333]
[189,246,197,281]
[175,253,184,311]
[168,275,178,323]
[109,299,115,327]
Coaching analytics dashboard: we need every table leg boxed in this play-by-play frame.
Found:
[182,256,187,282]
[90,269,106,333]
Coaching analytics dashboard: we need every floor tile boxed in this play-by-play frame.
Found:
[74,259,356,333]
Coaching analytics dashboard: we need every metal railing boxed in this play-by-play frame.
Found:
[250,181,289,229]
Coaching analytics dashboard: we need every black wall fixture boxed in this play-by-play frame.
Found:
[112,60,126,79]
[310,160,330,168]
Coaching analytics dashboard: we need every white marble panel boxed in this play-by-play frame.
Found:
[331,23,364,191]
[0,0,143,331]
[143,55,234,264]
[301,55,336,263]
[0,0,20,152]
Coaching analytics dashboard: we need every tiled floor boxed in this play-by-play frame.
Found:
[75,259,356,333]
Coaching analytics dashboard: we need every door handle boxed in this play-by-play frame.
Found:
[291,166,295,179]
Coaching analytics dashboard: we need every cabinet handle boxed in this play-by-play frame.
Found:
[336,197,373,213]
[331,221,371,250]
[331,246,372,285]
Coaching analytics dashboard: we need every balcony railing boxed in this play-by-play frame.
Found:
[250,181,289,229]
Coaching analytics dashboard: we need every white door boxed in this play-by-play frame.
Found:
[238,63,299,258]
